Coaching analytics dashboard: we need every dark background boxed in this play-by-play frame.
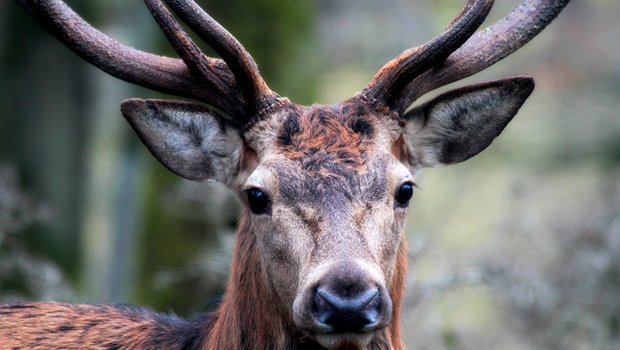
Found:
[1,0,619,348]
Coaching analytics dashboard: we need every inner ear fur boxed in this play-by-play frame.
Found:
[403,77,535,168]
[121,99,242,184]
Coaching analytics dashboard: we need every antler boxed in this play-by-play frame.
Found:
[399,0,572,111]
[360,0,572,114]
[16,0,571,124]
[14,0,282,125]
[359,0,494,109]
[160,0,286,116]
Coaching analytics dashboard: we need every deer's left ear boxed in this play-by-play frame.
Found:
[402,77,534,168]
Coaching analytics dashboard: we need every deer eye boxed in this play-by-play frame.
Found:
[245,188,270,215]
[395,182,414,206]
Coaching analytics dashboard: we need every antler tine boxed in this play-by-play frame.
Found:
[162,0,287,116]
[143,0,230,102]
[14,0,244,118]
[398,0,572,112]
[359,0,494,112]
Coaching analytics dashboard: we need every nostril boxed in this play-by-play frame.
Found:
[313,287,381,332]
[317,288,378,311]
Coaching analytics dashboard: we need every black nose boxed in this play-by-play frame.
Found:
[313,286,382,332]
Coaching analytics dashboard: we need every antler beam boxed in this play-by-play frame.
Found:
[162,0,285,115]
[357,0,572,114]
[360,0,494,109]
[13,0,286,122]
[394,0,570,111]
[144,0,222,91]
[394,0,572,113]
[16,0,572,125]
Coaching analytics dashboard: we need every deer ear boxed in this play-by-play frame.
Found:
[403,77,534,168]
[121,99,241,183]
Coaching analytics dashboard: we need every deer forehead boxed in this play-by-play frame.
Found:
[242,102,410,202]
[246,102,401,153]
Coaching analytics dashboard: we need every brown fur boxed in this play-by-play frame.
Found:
[386,239,409,350]
[0,302,208,349]
[390,134,409,164]
[0,98,414,350]
[200,213,407,350]
[202,213,296,349]
[0,100,409,350]
[0,226,406,350]
[276,103,378,173]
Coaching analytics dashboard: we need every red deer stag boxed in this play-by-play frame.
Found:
[1,0,571,349]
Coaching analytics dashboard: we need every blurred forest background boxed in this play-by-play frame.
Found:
[1,0,619,349]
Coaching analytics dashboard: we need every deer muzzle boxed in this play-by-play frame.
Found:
[293,260,393,346]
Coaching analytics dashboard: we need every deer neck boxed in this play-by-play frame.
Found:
[202,213,299,349]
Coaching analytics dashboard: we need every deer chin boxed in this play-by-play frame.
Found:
[313,332,375,350]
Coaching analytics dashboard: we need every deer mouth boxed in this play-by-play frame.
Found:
[313,332,375,350]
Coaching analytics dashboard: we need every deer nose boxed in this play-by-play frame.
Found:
[293,261,392,335]
[313,286,382,332]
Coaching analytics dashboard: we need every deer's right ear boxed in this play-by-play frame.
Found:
[121,99,241,183]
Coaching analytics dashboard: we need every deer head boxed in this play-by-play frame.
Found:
[15,0,571,349]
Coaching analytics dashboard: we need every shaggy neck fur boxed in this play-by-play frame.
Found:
[200,213,408,350]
